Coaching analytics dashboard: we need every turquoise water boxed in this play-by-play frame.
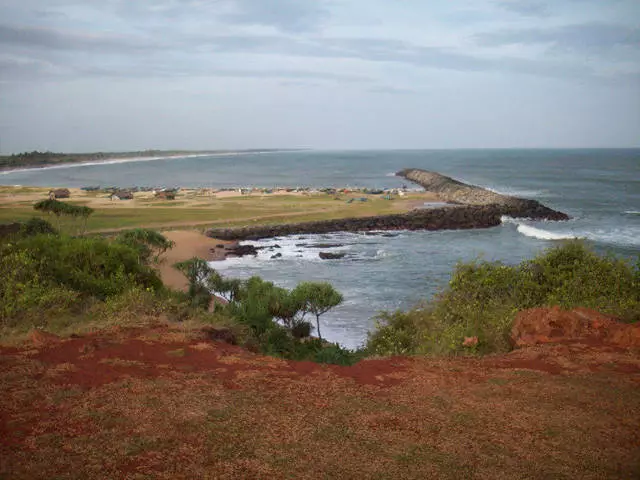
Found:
[3,149,638,347]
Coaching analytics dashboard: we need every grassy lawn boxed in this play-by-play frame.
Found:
[0,187,427,233]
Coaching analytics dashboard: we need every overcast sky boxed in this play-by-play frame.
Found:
[1,0,639,153]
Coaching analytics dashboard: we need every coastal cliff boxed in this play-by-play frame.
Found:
[206,169,569,241]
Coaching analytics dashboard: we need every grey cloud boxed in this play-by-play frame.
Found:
[0,56,62,80]
[2,0,329,33]
[368,86,417,95]
[0,23,157,53]
[0,23,632,87]
[221,0,329,32]
[197,34,598,81]
[496,1,550,17]
[476,22,640,52]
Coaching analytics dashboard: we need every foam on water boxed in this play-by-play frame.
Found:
[516,224,578,241]
[583,228,640,248]
[486,186,549,198]
[502,216,640,247]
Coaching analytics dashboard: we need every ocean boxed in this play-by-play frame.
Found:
[3,149,639,348]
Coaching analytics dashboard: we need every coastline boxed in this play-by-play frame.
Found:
[0,149,294,175]
[157,230,231,291]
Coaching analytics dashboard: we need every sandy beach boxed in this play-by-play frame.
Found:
[158,230,228,291]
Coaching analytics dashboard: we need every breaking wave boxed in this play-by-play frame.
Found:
[516,224,577,241]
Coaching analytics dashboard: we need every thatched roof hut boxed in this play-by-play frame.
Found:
[48,188,70,199]
[110,190,134,200]
[155,190,176,200]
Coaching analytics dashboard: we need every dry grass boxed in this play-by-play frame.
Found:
[1,325,639,479]
[0,186,436,234]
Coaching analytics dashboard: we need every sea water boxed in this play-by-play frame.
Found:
[3,149,638,348]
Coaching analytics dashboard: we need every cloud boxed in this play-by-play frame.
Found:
[0,23,612,84]
[221,0,330,32]
[0,55,64,80]
[194,34,600,81]
[368,86,417,95]
[475,22,640,53]
[0,23,156,53]
[496,1,550,17]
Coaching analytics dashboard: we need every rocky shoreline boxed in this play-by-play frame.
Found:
[206,169,569,241]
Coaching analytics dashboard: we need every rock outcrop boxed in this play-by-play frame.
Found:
[397,169,569,221]
[511,307,640,348]
[319,252,346,260]
[207,204,507,240]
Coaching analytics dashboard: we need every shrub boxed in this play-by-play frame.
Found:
[366,311,421,356]
[116,229,174,264]
[0,234,163,325]
[367,241,640,357]
[231,276,279,335]
[19,218,58,237]
[313,343,363,366]
[291,319,313,339]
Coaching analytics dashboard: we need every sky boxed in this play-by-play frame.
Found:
[0,0,639,153]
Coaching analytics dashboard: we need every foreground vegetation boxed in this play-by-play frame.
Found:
[368,241,640,356]
[3,200,639,364]
[0,216,361,365]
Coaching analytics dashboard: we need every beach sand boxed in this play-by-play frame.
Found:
[158,230,228,291]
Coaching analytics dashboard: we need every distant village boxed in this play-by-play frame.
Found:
[46,185,421,201]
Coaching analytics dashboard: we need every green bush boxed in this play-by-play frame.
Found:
[313,343,364,366]
[14,234,163,298]
[367,241,640,357]
[171,258,358,364]
[116,229,174,264]
[291,319,313,339]
[0,233,163,325]
[19,218,58,237]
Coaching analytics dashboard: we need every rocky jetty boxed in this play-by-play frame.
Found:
[397,169,569,221]
[206,170,569,241]
[209,205,503,240]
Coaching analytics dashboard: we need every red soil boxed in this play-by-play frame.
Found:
[511,306,640,348]
[2,319,639,479]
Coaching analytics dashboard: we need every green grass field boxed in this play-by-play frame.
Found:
[0,187,426,233]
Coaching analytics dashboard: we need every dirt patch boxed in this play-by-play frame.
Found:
[511,306,640,348]
[2,325,639,479]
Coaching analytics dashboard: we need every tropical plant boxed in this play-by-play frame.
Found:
[173,257,212,309]
[293,282,344,340]
[116,229,175,264]
[33,199,94,234]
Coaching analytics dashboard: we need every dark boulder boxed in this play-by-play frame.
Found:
[319,252,346,260]
[309,243,345,249]
[224,244,259,258]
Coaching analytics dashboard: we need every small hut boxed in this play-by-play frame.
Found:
[155,190,176,200]
[110,190,134,201]
[48,188,70,199]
